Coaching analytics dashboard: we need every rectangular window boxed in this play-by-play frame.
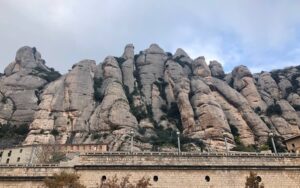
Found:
[20,149,23,153]
[8,150,12,157]
[17,157,20,162]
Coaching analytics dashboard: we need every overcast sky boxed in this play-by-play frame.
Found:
[1,0,300,74]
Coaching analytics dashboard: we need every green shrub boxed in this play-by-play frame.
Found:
[160,115,168,121]
[133,70,143,90]
[114,57,126,68]
[293,104,300,111]
[0,123,29,138]
[150,126,205,151]
[173,55,192,70]
[146,105,153,118]
[92,133,101,140]
[134,54,139,62]
[259,144,270,151]
[160,105,168,113]
[266,104,282,116]
[93,77,104,102]
[166,52,173,57]
[291,73,300,85]
[44,172,85,188]
[150,127,178,148]
[1,96,7,104]
[270,70,281,83]
[229,124,239,137]
[266,136,286,152]
[229,124,258,152]
[51,152,66,163]
[30,67,61,82]
[137,127,146,135]
[153,80,168,100]
[50,129,59,137]
[0,123,29,147]
[131,105,147,122]
[254,107,261,114]
[123,85,133,105]
[232,144,256,152]
[181,136,206,150]
[167,102,180,119]
[15,124,29,135]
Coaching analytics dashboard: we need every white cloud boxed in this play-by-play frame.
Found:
[0,0,300,74]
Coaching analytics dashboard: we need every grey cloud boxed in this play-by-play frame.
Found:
[1,0,300,74]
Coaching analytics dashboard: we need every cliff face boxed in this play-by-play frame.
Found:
[1,44,300,151]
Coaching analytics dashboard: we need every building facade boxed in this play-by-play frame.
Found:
[0,144,107,165]
[285,135,300,153]
[0,152,299,188]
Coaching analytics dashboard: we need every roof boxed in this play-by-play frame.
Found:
[284,135,300,142]
[0,143,107,150]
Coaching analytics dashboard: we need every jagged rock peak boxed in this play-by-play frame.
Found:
[72,59,97,70]
[192,56,211,77]
[174,48,190,58]
[4,46,49,76]
[232,65,252,78]
[145,43,165,54]
[122,44,134,60]
[209,60,225,79]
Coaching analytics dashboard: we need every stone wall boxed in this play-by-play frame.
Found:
[0,146,33,165]
[78,169,300,188]
[0,144,108,165]
[0,153,299,188]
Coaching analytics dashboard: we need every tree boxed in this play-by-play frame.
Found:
[35,145,66,164]
[44,171,85,188]
[245,171,264,188]
[100,174,151,188]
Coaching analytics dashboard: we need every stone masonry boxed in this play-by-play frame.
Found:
[0,153,299,188]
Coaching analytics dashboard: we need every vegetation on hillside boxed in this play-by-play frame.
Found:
[44,172,85,188]
[30,67,61,82]
[0,123,29,147]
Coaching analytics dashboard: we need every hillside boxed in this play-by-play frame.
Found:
[0,44,300,152]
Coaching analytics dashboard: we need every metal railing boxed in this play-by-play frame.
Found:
[81,151,300,158]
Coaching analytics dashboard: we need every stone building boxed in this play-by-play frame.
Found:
[0,144,107,165]
[284,135,300,153]
[0,145,34,165]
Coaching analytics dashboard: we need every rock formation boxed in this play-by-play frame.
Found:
[1,44,300,152]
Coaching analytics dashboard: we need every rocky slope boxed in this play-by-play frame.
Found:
[1,44,300,151]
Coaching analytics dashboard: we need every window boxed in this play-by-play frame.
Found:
[0,151,3,157]
[20,149,23,153]
[8,150,12,157]
[292,143,295,148]
[101,176,107,182]
[6,159,9,164]
[17,157,20,162]
[205,176,210,182]
[153,176,158,182]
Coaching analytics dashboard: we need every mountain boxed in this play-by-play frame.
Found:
[0,44,300,152]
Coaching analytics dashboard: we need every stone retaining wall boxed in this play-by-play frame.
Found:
[0,153,299,188]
